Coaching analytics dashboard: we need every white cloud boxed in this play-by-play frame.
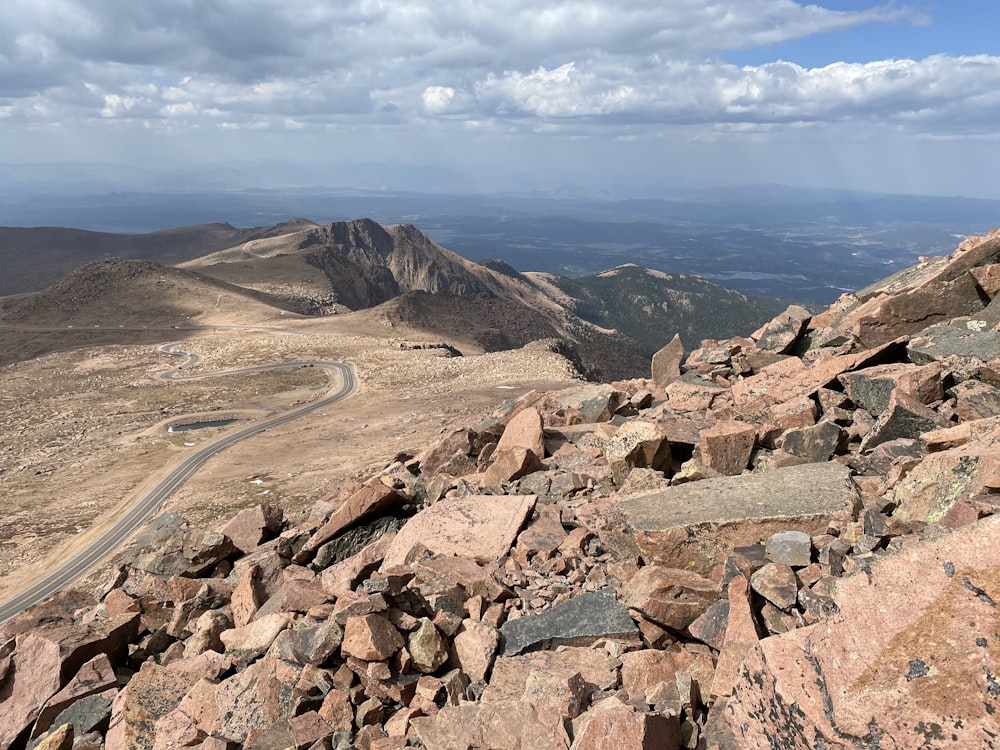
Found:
[0,0,994,155]
[422,86,456,113]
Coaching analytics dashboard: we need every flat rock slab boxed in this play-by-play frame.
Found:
[727,514,1000,749]
[411,700,569,750]
[499,590,638,656]
[381,495,536,569]
[618,463,860,574]
[908,323,1000,382]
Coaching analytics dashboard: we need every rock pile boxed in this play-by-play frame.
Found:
[6,229,1000,749]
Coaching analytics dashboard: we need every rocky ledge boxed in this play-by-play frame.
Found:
[6,229,1000,750]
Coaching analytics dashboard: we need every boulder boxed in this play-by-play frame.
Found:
[341,614,404,662]
[0,633,63,749]
[572,705,680,750]
[105,662,192,750]
[496,406,545,461]
[751,305,811,354]
[408,618,448,674]
[892,430,1000,523]
[130,511,237,578]
[294,482,406,563]
[764,531,812,568]
[618,462,860,574]
[908,323,1000,384]
[32,653,116,739]
[451,619,500,682]
[220,612,293,661]
[381,495,536,569]
[779,420,846,463]
[32,723,74,750]
[621,565,720,633]
[603,420,671,484]
[727,515,1000,748]
[853,271,986,348]
[651,333,685,388]
[411,700,570,750]
[499,590,639,656]
[860,388,949,452]
[710,576,760,699]
[218,503,283,555]
[699,420,756,476]
[838,362,943,417]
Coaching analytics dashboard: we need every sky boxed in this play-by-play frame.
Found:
[2,0,1000,197]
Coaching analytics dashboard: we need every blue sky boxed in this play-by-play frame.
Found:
[2,1,999,198]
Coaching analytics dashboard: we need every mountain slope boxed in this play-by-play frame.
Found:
[0,257,305,327]
[2,218,791,380]
[537,264,789,357]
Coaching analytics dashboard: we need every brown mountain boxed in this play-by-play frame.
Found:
[1,218,786,379]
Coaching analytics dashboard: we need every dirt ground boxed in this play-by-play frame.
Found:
[0,312,581,601]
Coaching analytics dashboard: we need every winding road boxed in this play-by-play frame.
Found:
[0,336,357,623]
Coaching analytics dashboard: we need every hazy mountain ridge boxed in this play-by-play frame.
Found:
[0,218,790,379]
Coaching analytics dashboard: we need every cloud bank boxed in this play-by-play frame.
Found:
[3,0,991,139]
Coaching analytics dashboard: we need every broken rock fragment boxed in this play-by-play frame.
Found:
[499,590,638,656]
[381,494,536,568]
[618,462,859,574]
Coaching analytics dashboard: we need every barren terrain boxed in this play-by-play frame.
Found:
[0,311,579,601]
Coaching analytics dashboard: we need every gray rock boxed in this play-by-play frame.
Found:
[908,323,1000,384]
[764,531,812,568]
[29,694,113,747]
[499,591,638,656]
[618,462,860,575]
[847,437,923,476]
[130,511,237,578]
[779,420,846,463]
[313,514,407,570]
[860,389,949,452]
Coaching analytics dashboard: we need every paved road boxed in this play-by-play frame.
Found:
[0,341,356,623]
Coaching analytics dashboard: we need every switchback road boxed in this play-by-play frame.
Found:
[0,340,356,623]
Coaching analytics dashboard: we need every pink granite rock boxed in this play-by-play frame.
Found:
[219,612,293,659]
[497,406,545,460]
[622,565,720,633]
[451,619,500,682]
[105,662,192,750]
[573,704,681,750]
[218,503,283,555]
[699,420,756,476]
[381,495,536,568]
[0,633,63,749]
[341,613,405,662]
[727,515,1000,747]
[711,576,760,699]
[411,700,570,750]
[652,333,685,388]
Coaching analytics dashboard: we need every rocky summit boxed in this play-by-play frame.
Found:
[6,229,1000,750]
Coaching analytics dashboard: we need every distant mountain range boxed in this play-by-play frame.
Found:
[0,218,788,380]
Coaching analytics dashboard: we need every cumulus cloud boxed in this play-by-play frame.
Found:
[422,86,457,113]
[0,0,991,141]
